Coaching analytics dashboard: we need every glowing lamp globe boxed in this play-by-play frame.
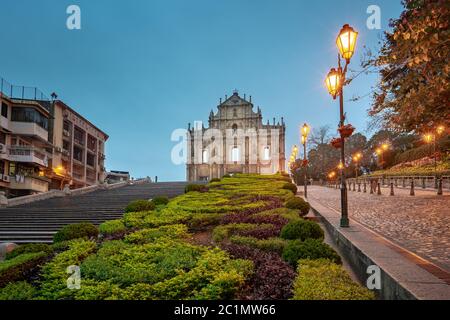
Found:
[336,24,358,62]
[325,68,341,99]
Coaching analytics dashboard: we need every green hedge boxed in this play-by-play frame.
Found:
[125,199,156,213]
[53,223,99,243]
[185,184,208,193]
[124,224,189,244]
[285,197,310,216]
[212,223,272,243]
[0,252,48,288]
[187,213,222,230]
[5,243,53,260]
[0,281,37,300]
[282,239,341,267]
[152,196,169,206]
[39,240,96,300]
[280,220,324,241]
[282,183,298,195]
[230,236,287,254]
[99,219,127,236]
[292,259,374,300]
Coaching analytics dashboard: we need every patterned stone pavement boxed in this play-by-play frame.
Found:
[307,185,450,272]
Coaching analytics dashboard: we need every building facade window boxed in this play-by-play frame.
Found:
[202,150,208,164]
[0,132,6,145]
[0,160,5,175]
[232,147,240,162]
[63,140,70,152]
[263,146,270,160]
[11,107,48,130]
[74,126,85,145]
[73,145,83,162]
[1,103,8,118]
[87,135,97,151]
[232,124,238,135]
[86,153,95,167]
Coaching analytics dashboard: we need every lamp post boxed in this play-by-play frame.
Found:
[325,24,358,228]
[301,123,310,198]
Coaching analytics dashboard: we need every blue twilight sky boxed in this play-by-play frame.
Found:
[0,0,403,181]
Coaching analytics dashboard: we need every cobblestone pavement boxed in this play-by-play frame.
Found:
[308,186,450,272]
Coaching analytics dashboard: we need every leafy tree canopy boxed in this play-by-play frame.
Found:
[367,0,449,132]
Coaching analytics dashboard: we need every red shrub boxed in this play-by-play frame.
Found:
[220,243,296,300]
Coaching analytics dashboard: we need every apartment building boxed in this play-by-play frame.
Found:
[49,100,108,190]
[0,77,108,197]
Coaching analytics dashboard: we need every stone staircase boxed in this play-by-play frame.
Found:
[0,182,188,244]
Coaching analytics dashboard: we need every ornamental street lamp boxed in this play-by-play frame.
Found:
[301,123,310,198]
[293,145,299,156]
[325,24,358,228]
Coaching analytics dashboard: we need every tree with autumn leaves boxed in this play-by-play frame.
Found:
[367,0,449,132]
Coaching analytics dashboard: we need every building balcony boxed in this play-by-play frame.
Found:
[9,121,48,142]
[8,146,48,167]
[0,116,10,131]
[9,175,49,193]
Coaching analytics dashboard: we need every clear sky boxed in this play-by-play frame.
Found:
[0,0,403,181]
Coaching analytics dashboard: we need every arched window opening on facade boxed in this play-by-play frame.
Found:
[232,124,238,134]
[263,146,270,160]
[202,150,209,164]
[231,147,240,162]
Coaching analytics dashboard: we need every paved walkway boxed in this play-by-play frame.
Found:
[307,186,450,272]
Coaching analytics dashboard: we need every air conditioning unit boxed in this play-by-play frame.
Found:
[62,150,70,156]
[63,130,70,137]
[3,175,10,183]
[0,143,5,154]
[55,147,62,152]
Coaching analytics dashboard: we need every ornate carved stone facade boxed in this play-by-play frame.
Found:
[187,91,285,181]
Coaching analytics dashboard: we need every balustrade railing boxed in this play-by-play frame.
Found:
[326,175,449,196]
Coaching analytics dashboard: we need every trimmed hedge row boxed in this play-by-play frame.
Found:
[0,281,37,300]
[292,259,374,300]
[280,220,324,241]
[53,223,98,243]
[0,252,48,288]
[285,197,310,216]
[5,244,53,261]
[282,239,341,267]
[99,219,127,237]
[125,199,155,213]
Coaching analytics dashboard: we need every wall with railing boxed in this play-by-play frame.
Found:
[0,77,49,103]
[3,178,151,207]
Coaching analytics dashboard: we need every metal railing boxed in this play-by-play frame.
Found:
[1,77,49,102]
[327,175,449,195]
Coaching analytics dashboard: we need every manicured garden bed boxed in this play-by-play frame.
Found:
[0,174,374,300]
